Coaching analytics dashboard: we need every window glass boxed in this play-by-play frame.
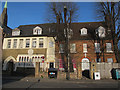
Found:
[13,39,17,48]
[7,39,11,48]
[70,43,76,53]
[22,57,24,62]
[96,58,101,62]
[32,38,37,48]
[106,43,112,52]
[107,58,113,63]
[24,57,26,62]
[19,57,21,62]
[59,44,64,53]
[97,26,105,37]
[83,43,87,53]
[26,39,30,48]
[95,43,101,52]
[38,29,42,35]
[39,38,43,48]
[81,28,87,35]
[33,26,42,35]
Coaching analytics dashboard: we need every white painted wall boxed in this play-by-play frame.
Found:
[3,36,55,69]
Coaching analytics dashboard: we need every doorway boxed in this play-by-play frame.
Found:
[81,58,90,79]
[6,60,14,75]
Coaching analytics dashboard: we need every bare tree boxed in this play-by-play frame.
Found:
[95,2,120,62]
[46,2,79,80]
[46,2,79,23]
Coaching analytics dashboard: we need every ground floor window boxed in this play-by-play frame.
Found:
[72,59,76,70]
[96,58,101,63]
[107,58,113,63]
[59,59,64,70]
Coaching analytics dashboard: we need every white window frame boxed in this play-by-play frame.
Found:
[7,39,11,48]
[33,26,42,35]
[26,39,30,48]
[83,43,87,53]
[81,28,87,35]
[32,38,37,48]
[95,43,101,53]
[39,38,44,48]
[13,39,17,48]
[97,26,105,38]
[70,43,76,53]
[106,43,113,52]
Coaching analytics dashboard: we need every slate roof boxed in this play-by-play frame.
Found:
[6,22,112,40]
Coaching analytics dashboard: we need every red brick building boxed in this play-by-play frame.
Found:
[55,22,116,71]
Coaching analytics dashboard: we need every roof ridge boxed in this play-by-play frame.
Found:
[18,21,105,28]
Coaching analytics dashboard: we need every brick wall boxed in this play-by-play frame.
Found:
[55,40,117,63]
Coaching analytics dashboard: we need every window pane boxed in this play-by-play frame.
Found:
[39,38,43,48]
[107,58,113,63]
[7,39,11,48]
[13,39,17,48]
[32,38,37,48]
[81,28,87,35]
[38,29,42,35]
[83,43,87,52]
[96,58,101,62]
[95,43,100,52]
[26,39,30,48]
[106,43,112,52]
[70,44,76,53]
[59,44,64,53]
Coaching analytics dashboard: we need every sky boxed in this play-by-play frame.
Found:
[1,2,102,29]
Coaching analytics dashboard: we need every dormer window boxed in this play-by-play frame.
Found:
[96,26,105,38]
[12,28,20,36]
[33,26,42,35]
[81,28,87,35]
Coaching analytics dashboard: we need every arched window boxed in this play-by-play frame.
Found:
[80,28,87,35]
[33,26,42,35]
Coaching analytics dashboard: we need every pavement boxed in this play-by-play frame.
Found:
[2,75,120,89]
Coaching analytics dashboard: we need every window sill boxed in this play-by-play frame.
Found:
[70,52,77,54]
[83,52,88,53]
[106,51,113,53]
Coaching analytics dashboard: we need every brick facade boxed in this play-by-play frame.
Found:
[55,39,116,63]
